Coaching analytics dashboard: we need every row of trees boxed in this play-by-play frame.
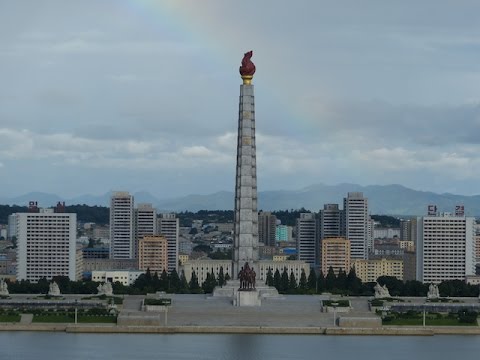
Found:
[264,267,364,295]
[5,268,480,297]
[127,268,230,295]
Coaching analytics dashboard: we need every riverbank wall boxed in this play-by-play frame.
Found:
[1,323,480,335]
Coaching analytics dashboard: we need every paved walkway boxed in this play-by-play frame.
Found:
[20,314,33,324]
[122,296,143,312]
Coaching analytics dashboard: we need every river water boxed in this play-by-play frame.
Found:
[1,333,480,360]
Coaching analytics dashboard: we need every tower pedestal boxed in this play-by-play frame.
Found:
[212,274,281,306]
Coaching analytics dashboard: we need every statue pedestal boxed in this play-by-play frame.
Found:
[212,280,280,306]
[235,290,261,307]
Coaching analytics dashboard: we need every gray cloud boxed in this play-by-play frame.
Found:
[2,1,480,198]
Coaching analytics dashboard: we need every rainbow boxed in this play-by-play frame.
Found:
[119,0,306,134]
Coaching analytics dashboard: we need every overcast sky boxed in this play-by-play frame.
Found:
[2,0,480,199]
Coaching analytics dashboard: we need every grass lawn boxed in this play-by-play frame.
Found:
[385,317,478,326]
[0,315,21,322]
[32,314,73,323]
[32,314,117,324]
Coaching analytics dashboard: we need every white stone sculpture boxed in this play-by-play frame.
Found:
[48,281,61,296]
[427,284,440,299]
[97,282,113,296]
[374,282,391,298]
[0,279,9,296]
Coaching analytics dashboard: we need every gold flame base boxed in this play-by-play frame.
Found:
[241,75,253,85]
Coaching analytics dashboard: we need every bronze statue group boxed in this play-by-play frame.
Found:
[238,262,256,291]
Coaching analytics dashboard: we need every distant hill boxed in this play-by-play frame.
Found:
[1,184,479,216]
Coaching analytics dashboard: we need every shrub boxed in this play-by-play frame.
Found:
[458,311,478,324]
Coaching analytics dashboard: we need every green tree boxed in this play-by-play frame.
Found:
[438,280,475,297]
[160,269,169,291]
[169,269,181,292]
[218,266,225,287]
[299,269,307,291]
[403,280,427,297]
[146,268,152,280]
[201,272,217,294]
[317,271,325,293]
[307,268,317,291]
[189,270,201,292]
[325,267,336,290]
[224,273,231,282]
[346,266,362,295]
[336,268,347,290]
[280,267,289,293]
[210,268,218,288]
[377,276,404,297]
[193,244,212,253]
[209,249,232,260]
[266,267,274,287]
[273,269,281,291]
[52,276,72,294]
[179,270,189,293]
[152,271,160,290]
[288,271,297,293]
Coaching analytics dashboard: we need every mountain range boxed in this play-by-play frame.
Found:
[1,183,479,216]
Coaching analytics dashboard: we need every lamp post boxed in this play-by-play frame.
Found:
[331,302,339,327]
[165,306,168,326]
[74,299,78,324]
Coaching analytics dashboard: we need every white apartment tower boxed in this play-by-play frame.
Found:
[157,213,179,273]
[416,210,475,284]
[296,213,318,267]
[110,192,134,259]
[16,209,77,282]
[134,203,157,258]
[344,192,369,260]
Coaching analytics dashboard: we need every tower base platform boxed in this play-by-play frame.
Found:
[212,280,281,306]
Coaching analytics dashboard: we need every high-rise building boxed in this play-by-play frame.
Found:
[16,208,77,282]
[344,192,369,260]
[321,237,350,276]
[258,212,277,247]
[319,204,344,240]
[134,203,157,258]
[157,213,179,273]
[474,224,480,267]
[110,192,134,259]
[367,217,375,252]
[275,225,292,242]
[7,214,16,240]
[403,249,416,281]
[296,213,318,267]
[400,218,418,244]
[416,209,475,283]
[138,235,168,274]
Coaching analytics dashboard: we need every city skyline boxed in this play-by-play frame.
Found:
[2,1,480,198]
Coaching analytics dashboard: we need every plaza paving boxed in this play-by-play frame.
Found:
[141,294,375,327]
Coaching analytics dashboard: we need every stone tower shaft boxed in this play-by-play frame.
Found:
[233,83,259,277]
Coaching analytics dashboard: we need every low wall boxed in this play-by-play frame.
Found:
[338,317,381,328]
[1,323,480,336]
[323,306,351,313]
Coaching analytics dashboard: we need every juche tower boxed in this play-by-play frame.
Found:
[233,51,259,277]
